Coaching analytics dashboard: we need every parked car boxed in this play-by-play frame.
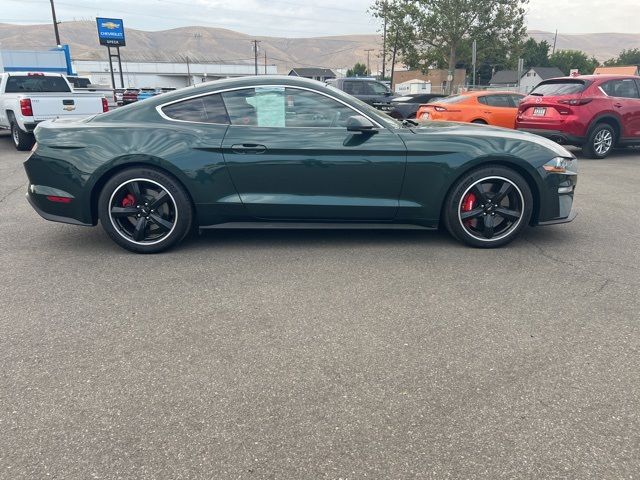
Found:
[25,75,577,253]
[114,88,126,105]
[0,72,108,150]
[137,88,157,101]
[326,77,398,109]
[417,91,525,128]
[516,75,640,158]
[383,93,447,120]
[122,88,140,105]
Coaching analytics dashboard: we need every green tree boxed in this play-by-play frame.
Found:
[346,62,369,77]
[519,38,550,68]
[548,50,600,75]
[604,48,640,67]
[371,0,528,87]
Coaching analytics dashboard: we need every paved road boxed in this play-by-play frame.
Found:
[1,131,639,479]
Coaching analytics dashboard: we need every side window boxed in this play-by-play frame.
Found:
[484,94,512,108]
[602,79,639,99]
[284,88,356,128]
[343,81,365,95]
[366,81,389,95]
[162,94,229,123]
[511,95,524,106]
[477,96,488,105]
[223,87,285,127]
[221,87,358,128]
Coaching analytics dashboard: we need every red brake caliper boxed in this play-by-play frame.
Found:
[461,192,477,226]
[122,193,136,208]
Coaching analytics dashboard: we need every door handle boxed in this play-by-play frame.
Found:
[231,143,267,154]
[614,103,623,108]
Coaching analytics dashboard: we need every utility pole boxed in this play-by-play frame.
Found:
[552,29,558,55]
[472,40,477,87]
[381,0,387,80]
[364,48,374,76]
[251,40,261,75]
[49,0,61,46]
[264,49,267,75]
[186,55,191,86]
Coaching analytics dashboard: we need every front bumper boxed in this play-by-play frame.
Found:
[534,161,578,226]
[537,208,577,226]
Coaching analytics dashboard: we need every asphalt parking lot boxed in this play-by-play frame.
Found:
[1,130,639,479]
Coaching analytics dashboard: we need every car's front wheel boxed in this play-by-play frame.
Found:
[98,167,193,253]
[443,166,533,248]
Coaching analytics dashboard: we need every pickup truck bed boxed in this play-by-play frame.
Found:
[0,72,107,150]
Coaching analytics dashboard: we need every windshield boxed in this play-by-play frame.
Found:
[324,83,402,129]
[530,80,587,96]
[5,75,71,93]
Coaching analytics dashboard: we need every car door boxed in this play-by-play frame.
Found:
[220,86,407,220]
[483,94,518,128]
[604,79,640,138]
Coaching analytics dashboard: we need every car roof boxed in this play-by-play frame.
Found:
[464,90,524,96]
[4,71,65,77]
[337,77,381,82]
[542,74,640,81]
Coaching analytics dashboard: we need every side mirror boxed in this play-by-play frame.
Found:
[346,115,377,133]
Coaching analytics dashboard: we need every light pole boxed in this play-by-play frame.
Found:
[49,0,61,46]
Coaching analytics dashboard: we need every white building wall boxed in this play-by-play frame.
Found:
[519,69,543,94]
[72,60,278,88]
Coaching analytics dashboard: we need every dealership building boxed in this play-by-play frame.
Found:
[0,47,278,89]
[72,59,278,89]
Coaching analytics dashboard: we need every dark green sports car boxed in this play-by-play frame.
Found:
[24,75,577,253]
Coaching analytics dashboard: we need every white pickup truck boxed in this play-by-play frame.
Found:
[0,72,108,150]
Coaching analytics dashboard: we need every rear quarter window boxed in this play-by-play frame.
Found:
[162,94,229,124]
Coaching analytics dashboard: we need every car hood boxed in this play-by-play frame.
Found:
[407,121,574,158]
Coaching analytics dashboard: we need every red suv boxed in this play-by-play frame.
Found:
[516,75,640,158]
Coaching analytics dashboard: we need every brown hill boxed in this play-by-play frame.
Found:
[1,21,639,73]
[0,21,382,73]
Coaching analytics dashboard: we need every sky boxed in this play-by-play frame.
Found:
[3,0,640,37]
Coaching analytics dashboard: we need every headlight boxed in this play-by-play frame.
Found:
[543,156,577,174]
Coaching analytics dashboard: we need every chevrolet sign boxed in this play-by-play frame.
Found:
[96,17,126,46]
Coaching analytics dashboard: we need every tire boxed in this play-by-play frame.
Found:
[10,121,35,151]
[471,119,487,125]
[583,123,615,159]
[98,167,193,253]
[443,166,533,248]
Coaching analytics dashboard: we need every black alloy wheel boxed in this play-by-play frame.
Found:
[98,168,193,253]
[444,166,533,248]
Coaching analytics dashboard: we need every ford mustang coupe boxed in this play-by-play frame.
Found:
[24,76,577,253]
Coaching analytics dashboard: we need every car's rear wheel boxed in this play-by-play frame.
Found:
[443,166,533,248]
[98,168,193,253]
[471,119,487,125]
[11,121,35,151]
[583,123,615,159]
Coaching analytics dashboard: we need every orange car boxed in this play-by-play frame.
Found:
[417,91,525,129]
